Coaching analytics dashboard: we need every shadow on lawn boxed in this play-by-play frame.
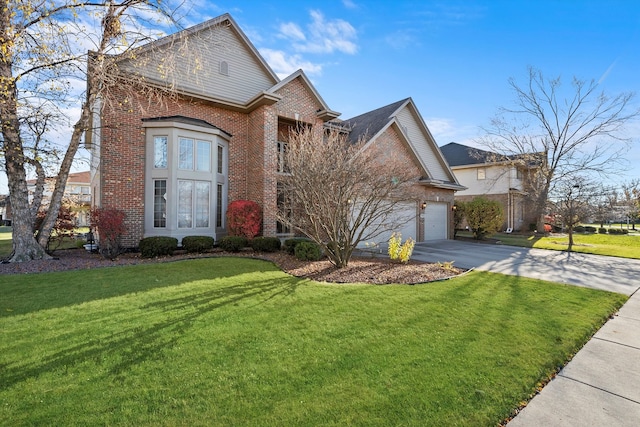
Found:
[1,275,302,390]
[1,257,284,318]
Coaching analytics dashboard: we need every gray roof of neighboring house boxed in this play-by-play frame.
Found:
[439,142,501,167]
[338,98,409,144]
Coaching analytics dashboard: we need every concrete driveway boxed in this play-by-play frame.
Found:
[412,239,640,296]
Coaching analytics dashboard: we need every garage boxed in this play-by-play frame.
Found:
[357,202,418,247]
[423,202,449,240]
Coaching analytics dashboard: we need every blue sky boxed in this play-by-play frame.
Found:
[1,0,639,193]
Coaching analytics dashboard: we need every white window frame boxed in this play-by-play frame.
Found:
[143,119,230,243]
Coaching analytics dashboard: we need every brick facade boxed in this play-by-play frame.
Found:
[98,76,330,247]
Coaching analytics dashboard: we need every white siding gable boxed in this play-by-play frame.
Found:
[395,106,450,181]
[454,165,523,196]
[119,21,277,104]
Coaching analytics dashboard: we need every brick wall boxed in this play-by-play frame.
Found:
[100,89,251,246]
[99,76,331,246]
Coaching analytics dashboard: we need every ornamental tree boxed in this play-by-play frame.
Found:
[277,127,417,269]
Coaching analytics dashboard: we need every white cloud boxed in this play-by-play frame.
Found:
[424,117,480,146]
[279,10,357,55]
[342,0,358,9]
[259,48,323,79]
[279,22,306,41]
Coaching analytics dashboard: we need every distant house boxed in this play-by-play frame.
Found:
[27,171,92,226]
[87,13,464,248]
[0,194,11,225]
[440,142,538,231]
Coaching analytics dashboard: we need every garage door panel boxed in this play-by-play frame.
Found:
[357,202,417,247]
[424,202,448,241]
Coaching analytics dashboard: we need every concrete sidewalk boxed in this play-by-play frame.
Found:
[508,290,640,426]
[408,240,640,426]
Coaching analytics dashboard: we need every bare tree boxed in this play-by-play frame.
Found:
[590,184,617,229]
[480,66,639,233]
[0,0,184,262]
[553,177,594,252]
[277,128,418,268]
[620,179,640,230]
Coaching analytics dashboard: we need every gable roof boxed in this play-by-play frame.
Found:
[114,13,281,112]
[339,99,464,191]
[439,142,499,167]
[340,98,409,144]
[440,142,543,169]
[125,13,279,83]
[269,70,340,121]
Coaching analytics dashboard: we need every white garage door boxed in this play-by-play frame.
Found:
[358,202,417,247]
[424,202,448,240]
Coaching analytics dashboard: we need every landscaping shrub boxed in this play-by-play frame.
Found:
[573,225,585,233]
[294,241,322,261]
[139,236,178,258]
[226,200,262,238]
[249,236,281,252]
[388,232,415,264]
[218,236,248,252]
[608,228,629,235]
[463,197,505,239]
[598,227,607,234]
[585,226,597,233]
[91,207,127,260]
[181,236,214,253]
[283,238,311,254]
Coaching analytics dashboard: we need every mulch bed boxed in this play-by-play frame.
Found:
[0,248,465,284]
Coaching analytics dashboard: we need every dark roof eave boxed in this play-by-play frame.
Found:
[418,178,467,191]
[316,109,341,121]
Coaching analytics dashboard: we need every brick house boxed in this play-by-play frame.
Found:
[88,13,463,248]
[440,142,539,232]
[26,171,92,226]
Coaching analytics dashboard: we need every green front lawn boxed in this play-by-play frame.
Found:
[0,226,86,258]
[0,226,11,256]
[1,258,626,426]
[461,231,640,259]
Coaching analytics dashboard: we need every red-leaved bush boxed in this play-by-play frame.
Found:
[35,202,77,252]
[90,207,127,260]
[226,200,262,238]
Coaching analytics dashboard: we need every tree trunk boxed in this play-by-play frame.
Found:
[36,112,88,247]
[567,227,574,252]
[0,6,50,261]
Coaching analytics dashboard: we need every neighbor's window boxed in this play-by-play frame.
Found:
[477,168,486,180]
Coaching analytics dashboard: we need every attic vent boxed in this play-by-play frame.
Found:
[219,60,229,76]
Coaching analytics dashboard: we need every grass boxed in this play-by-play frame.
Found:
[0,257,627,426]
[0,226,86,258]
[459,230,640,259]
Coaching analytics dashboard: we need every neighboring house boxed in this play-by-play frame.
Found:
[0,194,11,225]
[440,142,538,232]
[27,171,92,226]
[88,13,464,248]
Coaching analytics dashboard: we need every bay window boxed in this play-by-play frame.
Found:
[143,117,230,243]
